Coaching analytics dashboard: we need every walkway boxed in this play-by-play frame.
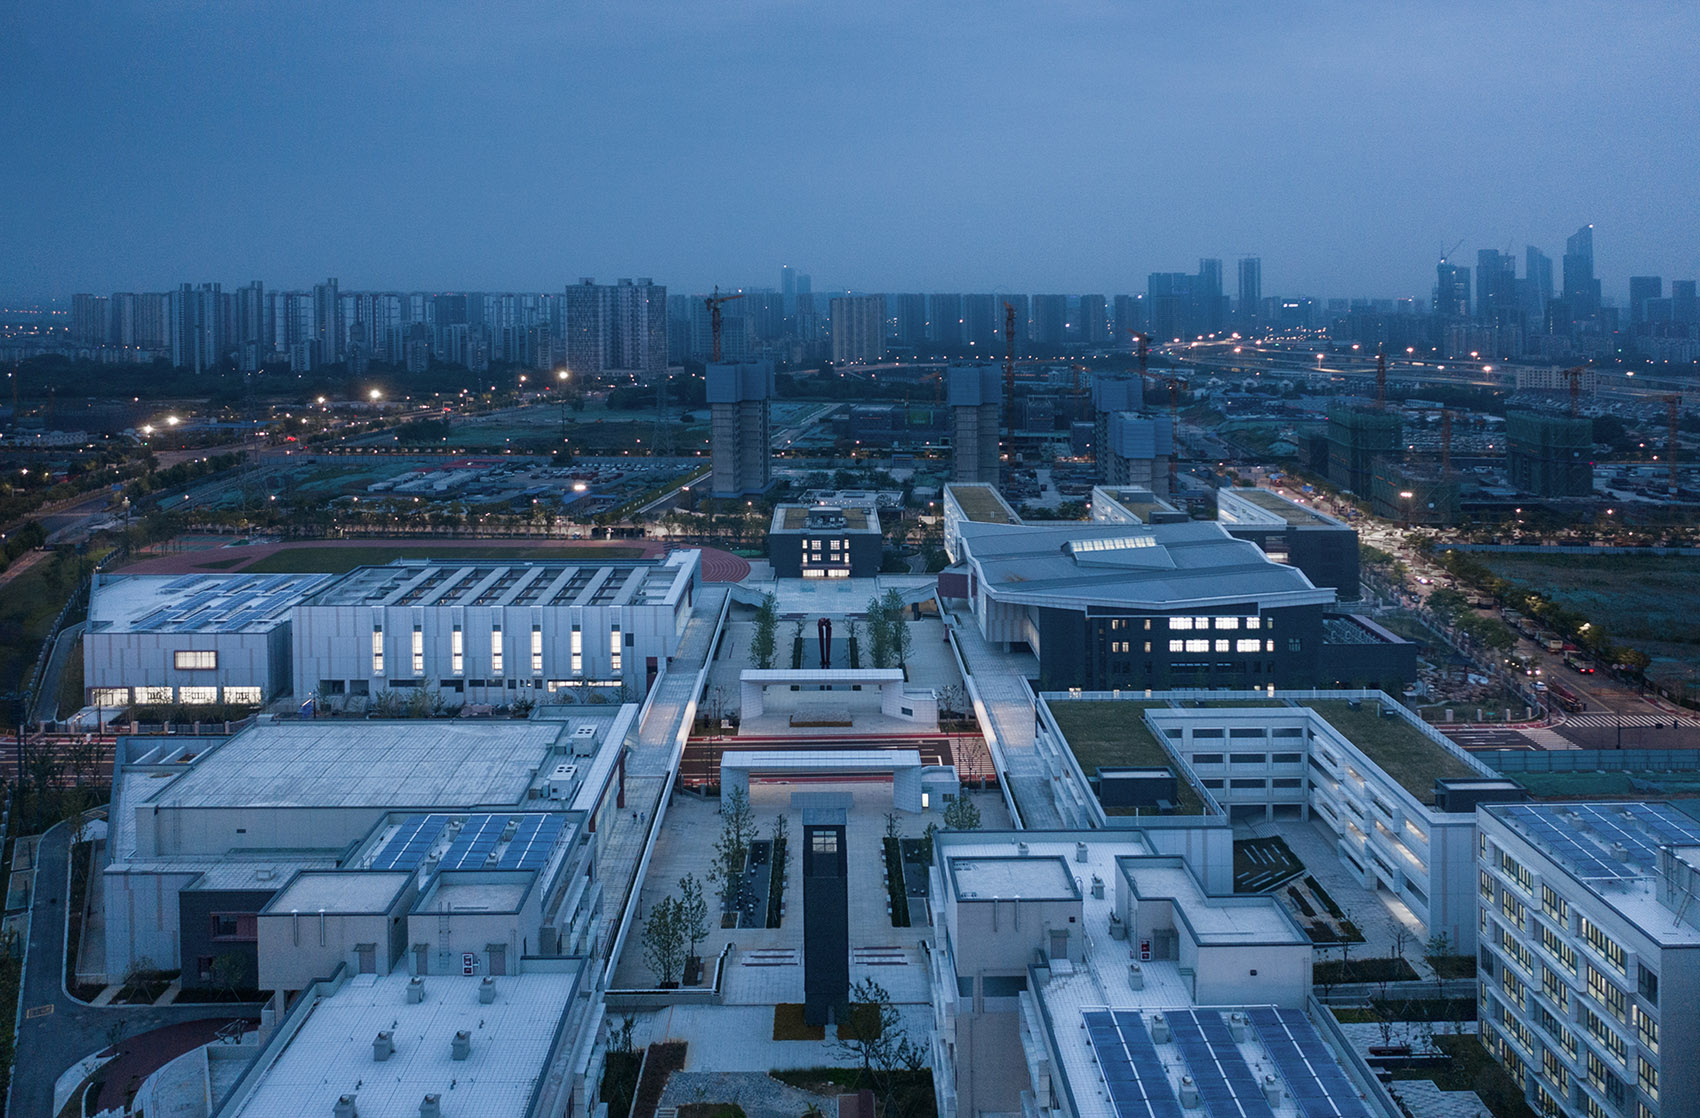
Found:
[7,822,264,1118]
[591,586,729,965]
[944,606,1062,829]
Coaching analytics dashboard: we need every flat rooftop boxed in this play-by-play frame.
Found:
[1119,858,1304,944]
[265,871,412,915]
[947,483,1017,523]
[774,504,877,532]
[424,877,531,913]
[147,721,567,810]
[1094,487,1179,523]
[1304,700,1481,806]
[1222,487,1345,528]
[1045,701,1208,815]
[303,553,693,609]
[225,966,582,1118]
[948,854,1081,901]
[88,572,333,634]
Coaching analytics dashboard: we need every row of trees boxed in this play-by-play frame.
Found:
[864,589,913,670]
[640,873,710,987]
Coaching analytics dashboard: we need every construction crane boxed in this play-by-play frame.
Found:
[1666,395,1682,495]
[1561,365,1586,417]
[1375,349,1388,410]
[1129,330,1153,373]
[1441,408,1453,475]
[705,286,745,363]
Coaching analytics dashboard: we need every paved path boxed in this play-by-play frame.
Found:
[7,822,263,1118]
[945,607,1062,828]
[659,1071,835,1118]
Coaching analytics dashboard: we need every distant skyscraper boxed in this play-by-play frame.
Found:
[1030,295,1067,346]
[963,294,998,349]
[1562,224,1601,320]
[829,295,886,364]
[1195,259,1228,335]
[1475,250,1518,327]
[947,364,1002,483]
[1237,257,1262,328]
[1147,273,1192,341]
[1434,260,1471,318]
[1673,280,1699,326]
[894,294,928,346]
[1079,295,1109,346]
[170,282,225,372]
[707,360,775,496]
[1523,246,1553,326]
[1629,276,1663,324]
[1112,294,1144,343]
[930,293,964,347]
[312,278,342,365]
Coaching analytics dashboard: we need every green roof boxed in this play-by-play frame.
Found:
[948,484,1014,524]
[1304,700,1479,806]
[1045,700,1207,815]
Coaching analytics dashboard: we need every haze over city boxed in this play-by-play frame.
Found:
[5,1,1700,300]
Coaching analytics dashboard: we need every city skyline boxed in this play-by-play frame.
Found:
[4,2,1699,301]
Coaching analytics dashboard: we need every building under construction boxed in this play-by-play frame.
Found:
[1371,461,1461,526]
[1100,413,1174,495]
[706,359,774,497]
[1505,410,1594,498]
[1326,404,1402,496]
[947,364,1002,484]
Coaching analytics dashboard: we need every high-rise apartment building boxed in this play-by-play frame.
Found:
[828,295,886,365]
[1030,294,1068,346]
[962,294,998,350]
[170,283,225,373]
[894,293,928,346]
[564,278,667,377]
[1629,276,1663,324]
[1435,259,1471,318]
[930,293,964,348]
[1112,294,1144,343]
[1148,273,1193,341]
[1078,294,1109,346]
[1524,247,1554,326]
[706,360,775,497]
[1477,250,1519,327]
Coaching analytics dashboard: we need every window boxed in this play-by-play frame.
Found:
[1235,638,1262,652]
[1245,617,1261,630]
[1185,639,1210,653]
[1542,884,1569,925]
[533,625,545,674]
[1637,964,1658,1006]
[1587,964,1628,1023]
[1286,638,1302,652]
[1214,639,1230,652]
[1272,778,1302,789]
[1229,752,1265,764]
[568,625,581,674]
[92,687,129,706]
[210,912,257,942]
[1200,778,1224,789]
[179,686,217,704]
[1481,869,1495,901]
[1213,617,1239,630]
[173,650,217,670]
[1638,1056,1658,1102]
[1192,754,1223,766]
[1539,923,1576,975]
[610,627,622,672]
[1272,752,1302,764]
[811,832,838,854]
[1632,1004,1658,1054]
[1168,617,1193,631]
[451,626,464,676]
[224,686,261,705]
[372,627,384,675]
[1168,640,1185,652]
[1500,850,1532,893]
[411,625,424,675]
[1230,778,1266,789]
[1581,916,1627,974]
[490,627,503,675]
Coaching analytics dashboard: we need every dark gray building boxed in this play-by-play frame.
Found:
[1213,486,1361,600]
[767,504,883,579]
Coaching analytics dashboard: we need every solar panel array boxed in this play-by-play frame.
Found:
[1083,1010,1185,1118]
[1498,802,1700,880]
[1245,1007,1370,1118]
[368,813,567,873]
[1167,1011,1275,1118]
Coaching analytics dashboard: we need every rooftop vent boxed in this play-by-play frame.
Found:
[420,1095,442,1118]
[406,977,425,1004]
[1228,1013,1247,1042]
[1075,842,1089,864]
[1179,1076,1199,1108]
[1017,842,1030,857]
[1262,1075,1283,1107]
[452,1029,472,1061]
[1149,1013,1170,1044]
[480,976,497,1004]
[373,1031,395,1062]
[334,1095,359,1118]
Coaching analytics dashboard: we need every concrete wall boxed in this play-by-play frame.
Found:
[104,867,205,980]
[947,896,1082,979]
[1183,941,1309,1009]
[257,890,416,993]
[85,629,283,704]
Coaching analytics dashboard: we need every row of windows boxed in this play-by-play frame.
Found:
[1198,777,1305,791]
[1168,638,1279,654]
[91,684,261,706]
[1165,615,1265,631]
[1190,752,1305,766]
[371,623,626,677]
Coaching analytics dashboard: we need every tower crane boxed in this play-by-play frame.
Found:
[705,286,745,363]
[1666,395,1682,495]
[1561,366,1586,417]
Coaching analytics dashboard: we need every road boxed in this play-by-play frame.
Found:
[7,822,262,1118]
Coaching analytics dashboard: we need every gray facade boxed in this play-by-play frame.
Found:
[707,360,775,497]
[947,364,1002,484]
[767,504,883,579]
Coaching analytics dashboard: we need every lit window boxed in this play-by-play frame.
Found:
[490,627,503,675]
[1236,638,1262,653]
[610,627,622,672]
[179,686,218,705]
[91,687,129,706]
[372,627,384,675]
[1213,639,1228,652]
[1185,639,1210,653]
[173,650,217,670]
[224,686,262,705]
[1169,640,1185,652]
[451,626,464,676]
[535,625,546,674]
[1169,617,1193,631]
[1245,617,1261,630]
[411,626,424,675]
[1214,617,1239,630]
[1265,640,1275,653]
[137,685,173,704]
[1193,617,1211,629]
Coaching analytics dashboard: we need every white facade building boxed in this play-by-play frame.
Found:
[1035,692,1520,952]
[1477,802,1700,1118]
[291,551,700,705]
[84,572,332,707]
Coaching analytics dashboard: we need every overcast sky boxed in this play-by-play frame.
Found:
[4,1,1698,302]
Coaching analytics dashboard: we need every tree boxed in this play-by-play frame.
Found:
[711,786,759,913]
[882,588,912,668]
[642,896,686,986]
[866,595,892,668]
[677,873,709,970]
[835,978,916,1117]
[751,592,779,670]
[943,795,981,831]
[883,811,901,842]
[209,951,246,999]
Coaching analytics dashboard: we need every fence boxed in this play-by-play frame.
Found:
[1479,748,1700,773]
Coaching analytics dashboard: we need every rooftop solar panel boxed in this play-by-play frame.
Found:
[1245,1008,1370,1118]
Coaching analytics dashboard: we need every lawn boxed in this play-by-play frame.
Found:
[1390,1034,1538,1118]
[239,542,645,574]
[1044,700,1207,815]
[1305,700,1478,805]
[1233,836,1304,892]
[1479,552,1699,648]
[0,546,106,701]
